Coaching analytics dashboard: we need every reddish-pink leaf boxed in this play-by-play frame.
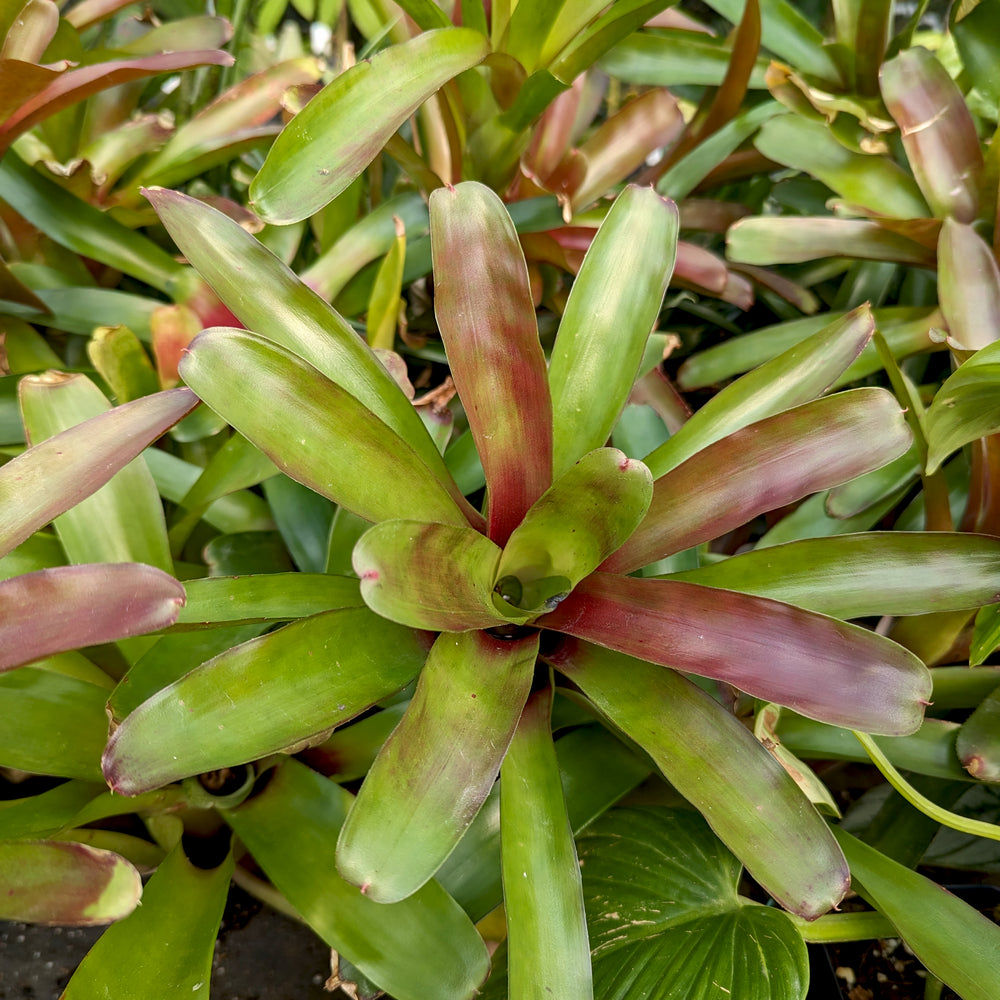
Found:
[0,51,234,154]
[540,573,931,735]
[0,564,185,672]
[603,388,912,574]
[430,182,553,545]
[0,388,198,560]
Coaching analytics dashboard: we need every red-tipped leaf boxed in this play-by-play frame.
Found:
[430,182,553,545]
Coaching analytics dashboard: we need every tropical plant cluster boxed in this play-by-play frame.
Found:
[2,1,1000,998]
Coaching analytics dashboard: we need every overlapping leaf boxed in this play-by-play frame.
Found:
[542,573,930,735]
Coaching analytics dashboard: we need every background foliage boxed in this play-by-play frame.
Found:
[2,1,1000,998]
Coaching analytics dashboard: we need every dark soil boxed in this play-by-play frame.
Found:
[0,886,341,1000]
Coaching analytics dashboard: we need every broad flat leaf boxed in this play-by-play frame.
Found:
[0,49,233,155]
[665,533,1000,619]
[546,639,849,918]
[0,564,185,672]
[430,181,553,545]
[62,843,231,999]
[0,841,140,925]
[937,218,1000,351]
[263,475,334,573]
[926,339,1000,473]
[102,608,429,795]
[833,827,1000,1000]
[353,520,505,631]
[645,304,875,476]
[541,573,931,736]
[224,759,490,1000]
[825,446,921,518]
[19,372,173,570]
[548,186,678,477]
[178,328,476,528]
[956,686,1000,781]
[0,387,197,560]
[250,29,491,223]
[500,687,593,1000]
[880,47,982,223]
[496,448,652,614]
[605,389,912,574]
[727,217,934,266]
[175,573,363,628]
[148,189,453,487]
[0,667,108,780]
[579,808,809,1000]
[337,629,537,903]
[754,115,928,219]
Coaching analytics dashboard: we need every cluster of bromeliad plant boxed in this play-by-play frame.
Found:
[2,0,1000,998]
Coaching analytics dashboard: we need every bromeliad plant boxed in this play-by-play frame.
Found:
[21,175,984,997]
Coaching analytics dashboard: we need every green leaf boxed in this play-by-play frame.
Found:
[1,564,185,672]
[548,186,678,477]
[676,306,941,390]
[702,0,842,84]
[175,573,363,629]
[754,114,928,219]
[600,31,769,88]
[646,304,876,477]
[0,781,104,841]
[543,574,931,735]
[0,840,141,925]
[430,181,553,544]
[0,387,197,560]
[62,843,231,998]
[972,603,1000,666]
[496,448,652,614]
[926,338,1000,473]
[579,808,809,1000]
[548,640,849,919]
[337,629,537,903]
[0,667,109,781]
[606,389,913,574]
[19,372,174,570]
[178,328,476,528]
[102,608,428,795]
[250,28,491,223]
[500,687,593,1000]
[956,685,1000,781]
[666,532,1000,619]
[952,0,1000,105]
[937,217,1000,351]
[224,758,490,1000]
[776,715,970,782]
[353,520,505,630]
[365,214,406,350]
[436,723,651,922]
[108,625,268,721]
[880,46,983,224]
[87,325,160,403]
[832,827,1000,1000]
[0,151,183,292]
[727,217,934,267]
[148,189,454,487]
